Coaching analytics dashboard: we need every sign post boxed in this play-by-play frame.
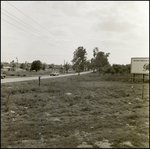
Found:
[133,74,135,82]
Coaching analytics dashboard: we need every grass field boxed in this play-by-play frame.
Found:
[1,73,149,148]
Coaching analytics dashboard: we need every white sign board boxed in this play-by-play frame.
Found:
[131,57,149,74]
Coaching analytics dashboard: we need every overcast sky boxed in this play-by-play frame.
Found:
[1,1,149,65]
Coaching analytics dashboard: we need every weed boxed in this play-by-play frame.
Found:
[4,93,11,112]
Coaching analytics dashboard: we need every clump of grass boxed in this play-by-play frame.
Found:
[135,105,142,108]
[84,91,97,100]
[126,113,139,119]
[4,93,11,112]
[10,73,15,76]
[1,92,8,98]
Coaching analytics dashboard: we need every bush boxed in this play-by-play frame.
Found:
[10,73,15,76]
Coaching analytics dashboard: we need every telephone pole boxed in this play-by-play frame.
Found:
[64,60,65,73]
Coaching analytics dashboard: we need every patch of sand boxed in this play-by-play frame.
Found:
[77,142,93,148]
[94,139,112,148]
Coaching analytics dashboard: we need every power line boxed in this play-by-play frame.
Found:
[6,1,76,49]
[2,52,69,57]
[1,10,50,39]
[1,18,42,39]
[1,12,47,38]
[2,7,74,53]
[1,18,72,53]
[1,8,64,44]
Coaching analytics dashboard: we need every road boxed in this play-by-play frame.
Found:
[1,71,92,84]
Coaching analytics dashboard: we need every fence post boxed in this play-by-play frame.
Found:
[39,76,41,86]
[142,85,144,99]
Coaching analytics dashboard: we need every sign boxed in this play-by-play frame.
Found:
[131,57,149,74]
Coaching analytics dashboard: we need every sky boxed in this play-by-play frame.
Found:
[1,1,149,65]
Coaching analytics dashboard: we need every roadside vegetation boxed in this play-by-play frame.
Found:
[1,72,149,148]
[1,47,133,78]
[1,69,55,77]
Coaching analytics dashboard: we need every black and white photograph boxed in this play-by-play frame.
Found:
[1,1,149,148]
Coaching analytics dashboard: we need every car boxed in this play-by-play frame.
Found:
[50,72,59,76]
[1,73,6,79]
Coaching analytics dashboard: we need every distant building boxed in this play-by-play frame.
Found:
[2,66,13,71]
[46,65,64,73]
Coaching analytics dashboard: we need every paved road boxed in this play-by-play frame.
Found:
[1,71,92,84]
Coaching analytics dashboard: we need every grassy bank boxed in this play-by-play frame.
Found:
[1,69,77,79]
[1,70,54,77]
[1,73,149,148]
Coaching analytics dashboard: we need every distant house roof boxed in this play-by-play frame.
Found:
[3,66,12,69]
[54,66,61,69]
[47,65,62,69]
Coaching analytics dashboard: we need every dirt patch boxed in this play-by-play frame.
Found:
[77,142,93,148]
[121,141,134,147]
[94,139,113,148]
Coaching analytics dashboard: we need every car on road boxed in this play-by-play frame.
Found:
[50,72,59,76]
[1,73,6,79]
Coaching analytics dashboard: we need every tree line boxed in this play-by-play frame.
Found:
[1,46,131,74]
[71,46,131,75]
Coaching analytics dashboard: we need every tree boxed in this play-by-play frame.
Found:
[93,47,99,72]
[64,62,70,73]
[93,47,99,58]
[95,51,110,74]
[112,64,120,74]
[1,62,4,69]
[16,57,18,69]
[10,60,16,71]
[72,46,87,72]
[20,63,25,69]
[49,64,54,69]
[85,60,91,71]
[125,64,131,74]
[119,65,127,75]
[90,58,95,70]
[42,63,47,71]
[3,62,9,67]
[31,60,42,72]
[102,65,112,74]
[110,67,115,74]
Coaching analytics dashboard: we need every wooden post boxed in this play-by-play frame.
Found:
[133,74,135,82]
[142,85,144,99]
[143,74,144,82]
[39,76,41,86]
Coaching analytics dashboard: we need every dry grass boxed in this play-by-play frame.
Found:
[1,73,149,148]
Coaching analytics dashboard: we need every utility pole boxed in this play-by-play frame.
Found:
[16,57,18,70]
[64,60,65,73]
